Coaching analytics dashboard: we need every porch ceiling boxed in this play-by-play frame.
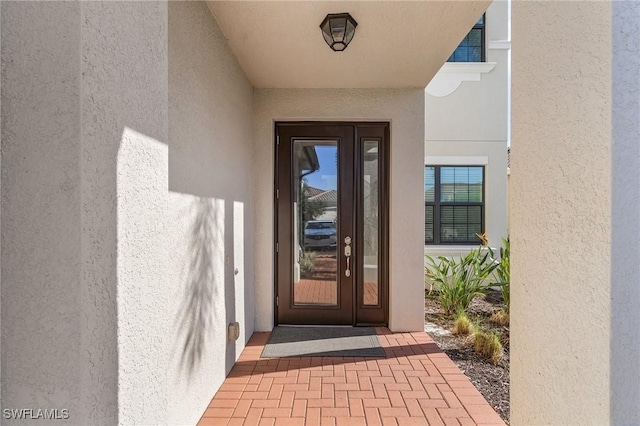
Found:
[206,1,490,89]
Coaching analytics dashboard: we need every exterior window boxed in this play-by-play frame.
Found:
[425,166,484,244]
[448,15,485,62]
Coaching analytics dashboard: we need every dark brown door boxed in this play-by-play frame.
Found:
[275,122,389,325]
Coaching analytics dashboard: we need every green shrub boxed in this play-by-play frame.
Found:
[492,238,510,312]
[452,311,474,335]
[425,247,498,315]
[299,251,317,276]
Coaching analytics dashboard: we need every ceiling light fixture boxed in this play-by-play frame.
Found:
[320,13,358,52]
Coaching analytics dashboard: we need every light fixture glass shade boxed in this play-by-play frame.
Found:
[320,13,358,52]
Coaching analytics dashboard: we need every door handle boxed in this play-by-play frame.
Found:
[344,236,352,277]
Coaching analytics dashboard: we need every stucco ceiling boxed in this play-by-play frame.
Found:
[207,1,490,89]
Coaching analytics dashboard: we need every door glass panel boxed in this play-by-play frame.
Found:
[292,140,338,306]
[363,140,379,306]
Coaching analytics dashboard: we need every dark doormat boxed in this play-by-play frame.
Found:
[261,326,385,358]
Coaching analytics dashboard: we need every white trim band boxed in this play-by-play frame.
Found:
[425,155,489,165]
[488,40,511,50]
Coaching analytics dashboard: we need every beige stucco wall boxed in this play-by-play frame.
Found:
[167,2,254,424]
[208,1,489,89]
[511,2,612,424]
[254,89,426,333]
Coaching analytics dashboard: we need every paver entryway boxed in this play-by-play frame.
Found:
[294,280,378,306]
[197,328,505,426]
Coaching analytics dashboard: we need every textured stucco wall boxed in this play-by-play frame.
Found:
[168,2,254,424]
[611,1,640,423]
[82,2,169,424]
[2,2,171,424]
[511,2,612,424]
[254,89,425,332]
[1,2,84,422]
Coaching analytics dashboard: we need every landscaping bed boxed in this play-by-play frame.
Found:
[425,289,510,424]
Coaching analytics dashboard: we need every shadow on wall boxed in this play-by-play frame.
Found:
[175,198,222,377]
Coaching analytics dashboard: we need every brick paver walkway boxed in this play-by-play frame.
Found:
[294,280,378,306]
[197,328,505,426]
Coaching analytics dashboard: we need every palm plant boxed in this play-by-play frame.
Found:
[425,247,498,315]
[491,238,510,312]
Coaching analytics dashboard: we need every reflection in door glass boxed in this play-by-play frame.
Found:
[293,141,338,306]
[363,140,379,306]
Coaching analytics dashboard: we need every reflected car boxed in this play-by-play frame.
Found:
[303,220,337,250]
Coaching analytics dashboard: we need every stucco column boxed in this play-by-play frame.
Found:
[611,1,640,423]
[2,2,169,424]
[512,1,640,423]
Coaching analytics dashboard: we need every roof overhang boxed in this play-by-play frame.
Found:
[207,1,490,89]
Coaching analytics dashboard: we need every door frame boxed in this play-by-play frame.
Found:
[273,121,390,326]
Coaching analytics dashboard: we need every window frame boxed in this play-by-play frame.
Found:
[425,165,486,245]
[447,14,486,63]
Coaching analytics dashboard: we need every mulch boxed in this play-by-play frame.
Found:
[425,290,510,424]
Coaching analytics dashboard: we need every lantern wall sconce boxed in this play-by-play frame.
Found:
[320,13,358,52]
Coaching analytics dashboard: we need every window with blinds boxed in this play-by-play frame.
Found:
[425,166,484,244]
[448,15,485,63]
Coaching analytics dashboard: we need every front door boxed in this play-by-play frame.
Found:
[275,122,389,325]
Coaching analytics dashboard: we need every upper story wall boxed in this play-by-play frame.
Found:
[425,0,509,142]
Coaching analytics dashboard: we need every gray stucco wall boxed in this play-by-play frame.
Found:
[0,2,2,407]
[611,1,640,423]
[2,2,254,424]
[167,2,254,423]
[1,1,85,422]
[81,2,170,423]
[2,1,171,424]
